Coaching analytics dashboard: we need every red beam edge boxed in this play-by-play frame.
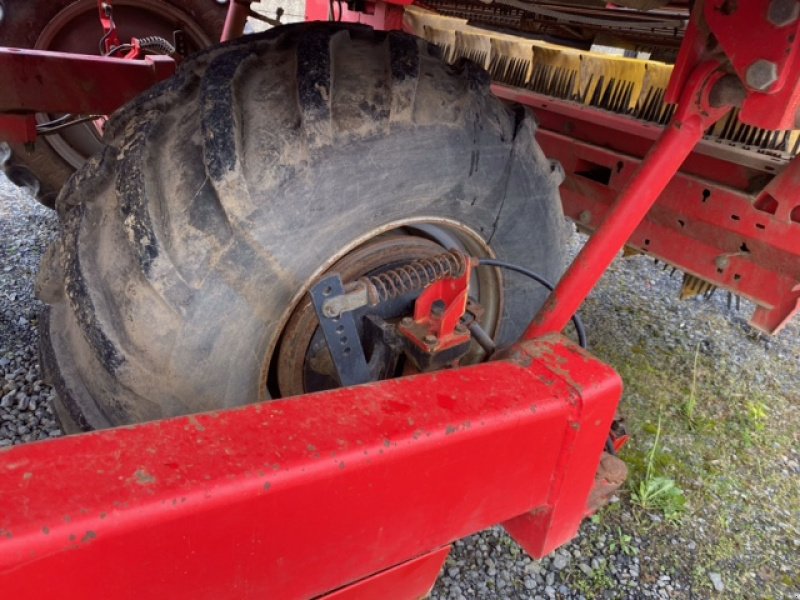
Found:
[320,546,451,600]
[0,335,621,600]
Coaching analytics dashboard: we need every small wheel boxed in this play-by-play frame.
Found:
[0,0,227,207]
[37,23,570,430]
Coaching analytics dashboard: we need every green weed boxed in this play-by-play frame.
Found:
[631,410,686,522]
[682,343,701,423]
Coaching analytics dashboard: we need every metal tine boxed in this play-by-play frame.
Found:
[645,87,661,121]
[564,69,576,99]
[589,75,605,108]
[719,110,737,140]
[621,81,634,114]
[579,73,594,104]
[636,87,654,120]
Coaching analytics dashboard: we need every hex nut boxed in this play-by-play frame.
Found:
[746,60,779,91]
[768,0,800,27]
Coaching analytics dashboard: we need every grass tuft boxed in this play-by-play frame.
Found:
[631,410,686,522]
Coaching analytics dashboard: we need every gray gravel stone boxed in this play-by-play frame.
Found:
[709,572,724,592]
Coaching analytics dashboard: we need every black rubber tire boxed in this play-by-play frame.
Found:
[0,0,227,208]
[37,23,570,431]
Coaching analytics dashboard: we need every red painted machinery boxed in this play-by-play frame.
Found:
[0,0,798,597]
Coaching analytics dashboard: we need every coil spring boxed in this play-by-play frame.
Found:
[360,250,469,304]
[138,36,176,56]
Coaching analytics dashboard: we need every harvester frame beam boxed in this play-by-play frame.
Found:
[0,47,175,143]
[0,335,620,599]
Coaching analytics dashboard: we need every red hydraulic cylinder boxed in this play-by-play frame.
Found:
[524,61,733,340]
[0,335,619,600]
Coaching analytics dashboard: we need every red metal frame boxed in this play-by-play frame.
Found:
[0,336,620,599]
[0,48,174,143]
[97,0,122,55]
[524,61,733,339]
[668,1,800,131]
[493,84,800,334]
[1,0,799,595]
[305,0,409,29]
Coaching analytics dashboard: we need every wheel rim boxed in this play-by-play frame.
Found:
[34,0,215,169]
[269,222,502,398]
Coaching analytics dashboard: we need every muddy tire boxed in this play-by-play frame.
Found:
[0,0,227,208]
[38,23,569,431]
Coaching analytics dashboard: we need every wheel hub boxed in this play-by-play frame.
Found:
[34,0,216,168]
[271,228,502,398]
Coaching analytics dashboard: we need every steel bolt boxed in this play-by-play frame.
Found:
[578,210,592,225]
[746,60,779,91]
[423,334,438,345]
[768,0,800,27]
[455,324,468,335]
[401,316,413,326]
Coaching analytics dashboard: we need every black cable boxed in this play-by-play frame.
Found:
[476,258,587,349]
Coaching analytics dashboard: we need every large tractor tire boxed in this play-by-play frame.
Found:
[0,0,228,208]
[37,23,570,431]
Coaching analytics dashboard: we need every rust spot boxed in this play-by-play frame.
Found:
[0,529,12,539]
[188,415,205,432]
[383,439,391,448]
[570,422,580,431]
[81,531,97,543]
[264,482,271,491]
[134,468,156,485]
[527,505,550,517]
[338,461,345,470]
[530,404,537,413]
[69,534,76,542]
[22,472,32,480]
[42,527,49,535]
[307,444,317,453]
[445,425,457,435]
[100,512,107,519]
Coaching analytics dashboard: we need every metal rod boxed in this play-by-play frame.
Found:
[523,61,732,341]
[220,0,252,42]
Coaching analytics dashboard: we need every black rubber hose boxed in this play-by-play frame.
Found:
[476,258,588,349]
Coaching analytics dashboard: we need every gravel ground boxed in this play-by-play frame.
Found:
[1,172,798,598]
[0,175,60,447]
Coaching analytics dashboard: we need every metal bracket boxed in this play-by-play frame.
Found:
[310,274,372,387]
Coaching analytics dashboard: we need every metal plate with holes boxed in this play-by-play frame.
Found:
[310,275,372,387]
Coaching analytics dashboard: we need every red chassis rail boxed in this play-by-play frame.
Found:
[0,47,175,144]
[493,84,800,334]
[0,336,620,599]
